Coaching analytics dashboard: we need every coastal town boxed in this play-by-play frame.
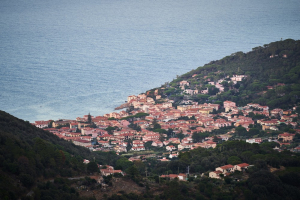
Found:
[2,39,300,200]
[33,74,300,180]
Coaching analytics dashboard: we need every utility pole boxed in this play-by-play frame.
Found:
[145,167,148,177]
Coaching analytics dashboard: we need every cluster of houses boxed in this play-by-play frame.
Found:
[82,160,125,187]
[84,157,252,182]
[33,74,300,183]
[209,163,251,179]
[34,94,298,154]
[33,75,300,159]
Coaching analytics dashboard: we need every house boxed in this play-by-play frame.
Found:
[52,120,71,128]
[184,89,199,95]
[293,146,300,153]
[179,80,190,89]
[83,159,90,164]
[152,140,163,147]
[246,138,262,144]
[143,132,160,141]
[224,101,237,112]
[283,110,292,115]
[178,143,193,151]
[168,138,181,144]
[128,156,141,162]
[209,171,222,179]
[81,127,100,137]
[203,141,217,148]
[270,108,283,117]
[214,119,231,128]
[201,88,208,94]
[278,133,295,142]
[35,120,50,128]
[100,168,124,176]
[120,120,130,127]
[80,135,92,141]
[132,140,144,147]
[160,173,187,181]
[131,146,145,151]
[234,163,250,171]
[231,75,246,82]
[73,139,92,147]
[215,165,234,173]
[260,120,278,130]
[169,152,179,159]
[65,132,81,137]
[210,163,250,179]
[181,137,193,144]
[198,108,213,114]
[159,157,170,162]
[98,140,110,147]
[166,145,176,151]
[70,122,79,129]
[113,145,127,153]
[269,126,279,131]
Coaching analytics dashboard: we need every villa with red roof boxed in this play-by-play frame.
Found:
[278,133,295,142]
[224,101,236,112]
[210,163,250,179]
[152,140,163,147]
[35,120,51,128]
[234,163,250,171]
[160,173,187,181]
[166,145,176,151]
[100,168,124,176]
[209,171,223,179]
[215,165,234,173]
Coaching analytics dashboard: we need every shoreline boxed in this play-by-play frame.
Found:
[114,102,130,110]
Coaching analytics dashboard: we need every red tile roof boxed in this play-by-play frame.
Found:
[219,165,234,169]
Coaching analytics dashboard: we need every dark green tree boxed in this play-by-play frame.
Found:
[176,132,185,142]
[87,161,99,173]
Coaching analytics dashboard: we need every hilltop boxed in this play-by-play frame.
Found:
[151,39,300,109]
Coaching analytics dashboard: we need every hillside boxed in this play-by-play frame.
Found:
[156,39,300,109]
[2,39,300,200]
[0,111,119,199]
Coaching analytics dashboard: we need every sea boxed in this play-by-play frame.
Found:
[1,0,300,122]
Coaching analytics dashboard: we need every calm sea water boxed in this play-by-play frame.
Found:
[1,0,300,122]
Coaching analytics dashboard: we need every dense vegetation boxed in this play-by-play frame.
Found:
[103,140,300,200]
[163,39,300,109]
[0,111,118,200]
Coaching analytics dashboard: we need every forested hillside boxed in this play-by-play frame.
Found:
[161,39,300,109]
[0,111,118,199]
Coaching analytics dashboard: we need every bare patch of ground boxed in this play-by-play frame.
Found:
[269,165,286,173]
[78,177,146,200]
